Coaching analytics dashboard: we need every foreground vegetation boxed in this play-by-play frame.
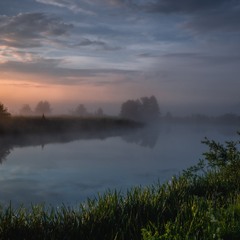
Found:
[0,134,239,239]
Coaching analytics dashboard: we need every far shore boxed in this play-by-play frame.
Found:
[0,115,143,136]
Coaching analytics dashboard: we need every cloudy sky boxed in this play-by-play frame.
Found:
[0,0,240,115]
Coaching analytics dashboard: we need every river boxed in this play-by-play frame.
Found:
[0,123,238,207]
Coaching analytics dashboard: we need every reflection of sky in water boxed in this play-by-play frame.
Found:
[0,124,239,207]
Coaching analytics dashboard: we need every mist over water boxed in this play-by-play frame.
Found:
[0,123,238,208]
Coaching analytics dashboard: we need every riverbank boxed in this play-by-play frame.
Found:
[0,116,143,135]
[0,135,239,239]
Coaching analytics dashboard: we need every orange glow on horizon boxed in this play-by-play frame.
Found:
[0,70,159,114]
[0,74,124,113]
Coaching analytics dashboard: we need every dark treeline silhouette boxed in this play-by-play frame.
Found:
[162,112,240,125]
[19,101,105,117]
[0,102,11,119]
[72,104,88,116]
[71,104,105,117]
[19,104,32,115]
[120,96,161,123]
[19,101,52,116]
[2,98,240,126]
[35,101,52,115]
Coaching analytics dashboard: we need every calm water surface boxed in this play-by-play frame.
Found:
[0,123,238,207]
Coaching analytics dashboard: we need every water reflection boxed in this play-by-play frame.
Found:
[0,126,160,164]
[0,123,239,164]
[0,123,238,207]
[122,124,160,148]
[0,143,11,164]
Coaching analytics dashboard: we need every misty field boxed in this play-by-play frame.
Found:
[0,135,239,239]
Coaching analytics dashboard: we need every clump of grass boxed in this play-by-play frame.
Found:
[0,133,239,239]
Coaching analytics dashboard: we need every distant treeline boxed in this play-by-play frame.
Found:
[1,98,239,125]
[162,113,240,124]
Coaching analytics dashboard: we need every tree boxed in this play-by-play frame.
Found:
[35,101,52,115]
[140,96,161,122]
[19,104,33,115]
[120,99,142,120]
[120,96,160,122]
[73,104,88,116]
[95,107,104,117]
[0,103,11,118]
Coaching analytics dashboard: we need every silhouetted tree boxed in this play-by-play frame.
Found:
[140,96,161,122]
[35,101,52,115]
[120,96,160,122]
[120,99,142,120]
[73,104,88,116]
[95,107,104,117]
[20,104,33,115]
[0,103,11,118]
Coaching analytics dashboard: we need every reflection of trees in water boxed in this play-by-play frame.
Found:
[122,125,160,148]
[0,142,12,164]
[0,125,160,165]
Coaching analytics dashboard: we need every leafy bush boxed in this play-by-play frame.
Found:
[142,132,240,240]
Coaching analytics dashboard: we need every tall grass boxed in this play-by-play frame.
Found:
[0,133,239,239]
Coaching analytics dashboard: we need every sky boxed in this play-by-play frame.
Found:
[0,0,240,116]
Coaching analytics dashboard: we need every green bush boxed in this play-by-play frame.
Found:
[142,133,240,240]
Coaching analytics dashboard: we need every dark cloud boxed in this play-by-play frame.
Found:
[0,13,73,48]
[105,0,240,33]
[108,0,237,14]
[0,0,45,15]
[76,38,106,47]
[73,38,121,51]
[150,0,240,33]
[183,7,240,33]
[162,52,240,65]
[143,0,234,13]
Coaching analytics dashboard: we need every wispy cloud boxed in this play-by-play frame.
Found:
[0,56,140,86]
[35,0,94,14]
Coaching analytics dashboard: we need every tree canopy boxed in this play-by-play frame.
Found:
[20,104,33,116]
[0,103,11,118]
[73,104,88,116]
[35,101,52,115]
[120,96,160,122]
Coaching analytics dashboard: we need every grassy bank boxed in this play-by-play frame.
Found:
[0,134,239,239]
[0,115,142,135]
